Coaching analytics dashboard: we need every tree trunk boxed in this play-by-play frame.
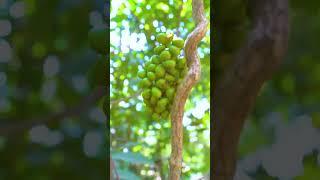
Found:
[212,0,289,179]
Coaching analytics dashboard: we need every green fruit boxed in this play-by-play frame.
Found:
[159,50,171,61]
[155,107,165,114]
[161,110,170,119]
[147,72,156,80]
[155,65,165,78]
[142,89,151,99]
[172,38,184,48]
[147,64,156,72]
[146,106,153,113]
[151,87,162,98]
[180,68,188,78]
[156,33,173,45]
[156,33,167,44]
[163,60,176,69]
[165,74,175,82]
[151,55,160,64]
[138,70,146,78]
[152,113,160,120]
[156,79,167,89]
[177,57,187,69]
[150,96,157,105]
[169,45,180,56]
[158,98,169,107]
[142,78,152,87]
[154,45,166,54]
[168,68,179,78]
[166,88,175,99]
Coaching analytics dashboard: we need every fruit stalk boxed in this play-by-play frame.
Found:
[169,0,208,179]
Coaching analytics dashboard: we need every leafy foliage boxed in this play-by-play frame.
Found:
[110,0,210,178]
[0,0,106,179]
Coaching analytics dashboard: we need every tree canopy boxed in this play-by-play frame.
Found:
[110,0,210,179]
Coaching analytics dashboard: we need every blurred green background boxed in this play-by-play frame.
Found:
[110,0,210,179]
[0,0,106,179]
[214,0,320,179]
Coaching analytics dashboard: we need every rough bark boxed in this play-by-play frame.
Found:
[169,0,208,179]
[212,0,289,179]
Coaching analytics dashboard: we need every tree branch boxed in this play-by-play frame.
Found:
[0,86,105,137]
[212,0,289,179]
[169,0,208,179]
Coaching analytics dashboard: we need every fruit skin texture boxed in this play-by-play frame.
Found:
[147,64,156,72]
[147,72,156,80]
[172,38,184,48]
[156,33,174,45]
[166,88,175,99]
[151,87,162,98]
[156,79,167,89]
[151,55,160,64]
[163,60,176,69]
[177,57,187,69]
[154,45,166,54]
[155,65,165,78]
[142,89,151,99]
[142,78,152,87]
[169,45,180,56]
[156,33,167,45]
[138,70,146,78]
[159,50,171,61]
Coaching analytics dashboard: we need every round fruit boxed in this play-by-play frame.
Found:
[163,60,176,69]
[156,79,167,89]
[147,64,156,72]
[151,55,160,64]
[166,88,175,99]
[156,33,167,45]
[142,78,152,87]
[154,45,166,54]
[177,57,187,69]
[138,70,146,78]
[159,50,171,61]
[155,65,165,78]
[142,89,151,99]
[165,74,175,82]
[172,38,184,48]
[151,87,162,98]
[169,45,180,56]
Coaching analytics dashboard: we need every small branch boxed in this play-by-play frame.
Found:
[169,0,208,179]
[110,90,142,107]
[212,0,289,179]
[0,86,105,137]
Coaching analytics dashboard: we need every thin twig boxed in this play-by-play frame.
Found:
[169,0,208,179]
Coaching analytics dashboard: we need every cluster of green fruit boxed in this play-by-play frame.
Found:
[138,33,187,120]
